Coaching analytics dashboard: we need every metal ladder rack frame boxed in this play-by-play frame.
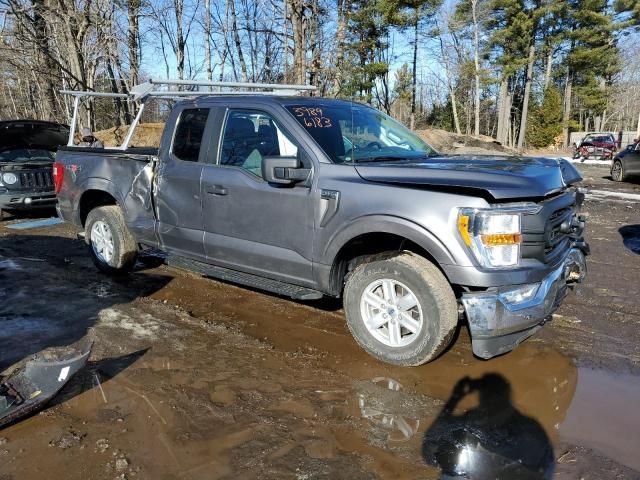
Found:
[60,79,316,150]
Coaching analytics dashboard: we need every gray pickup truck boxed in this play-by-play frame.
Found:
[55,92,588,366]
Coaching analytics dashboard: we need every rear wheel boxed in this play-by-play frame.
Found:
[85,205,137,275]
[611,160,626,182]
[343,252,458,366]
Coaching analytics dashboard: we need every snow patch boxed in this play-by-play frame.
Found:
[98,307,161,339]
[588,189,640,202]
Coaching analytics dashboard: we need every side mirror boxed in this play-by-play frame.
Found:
[262,156,310,185]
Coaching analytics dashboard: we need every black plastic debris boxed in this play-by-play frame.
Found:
[0,342,92,429]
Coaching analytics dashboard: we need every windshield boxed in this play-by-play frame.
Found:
[0,149,55,163]
[587,135,614,143]
[285,103,437,163]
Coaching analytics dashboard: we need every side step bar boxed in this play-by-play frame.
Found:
[167,255,324,301]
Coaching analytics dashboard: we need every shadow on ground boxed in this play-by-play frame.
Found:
[422,373,554,479]
[0,234,171,371]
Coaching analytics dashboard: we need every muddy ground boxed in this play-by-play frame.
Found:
[1,162,639,479]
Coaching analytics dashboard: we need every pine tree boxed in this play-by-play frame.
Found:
[527,85,563,148]
[559,0,620,144]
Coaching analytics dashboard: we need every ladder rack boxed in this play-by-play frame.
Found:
[60,79,316,150]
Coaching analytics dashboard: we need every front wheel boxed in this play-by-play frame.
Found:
[343,252,458,366]
[85,205,138,275]
[611,160,626,182]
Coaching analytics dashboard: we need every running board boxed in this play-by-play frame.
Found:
[167,256,324,301]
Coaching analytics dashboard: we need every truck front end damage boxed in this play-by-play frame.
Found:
[462,247,587,358]
[457,186,589,359]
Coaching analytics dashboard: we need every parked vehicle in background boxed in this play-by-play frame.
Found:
[55,80,589,366]
[611,139,640,182]
[0,120,69,220]
[573,132,617,161]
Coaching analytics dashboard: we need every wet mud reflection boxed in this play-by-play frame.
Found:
[423,374,553,479]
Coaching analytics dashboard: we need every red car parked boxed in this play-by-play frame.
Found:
[573,132,617,161]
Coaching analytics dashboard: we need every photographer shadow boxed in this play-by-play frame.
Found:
[422,373,554,480]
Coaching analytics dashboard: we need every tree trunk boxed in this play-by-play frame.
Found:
[229,0,248,82]
[204,0,212,81]
[517,43,535,150]
[173,0,186,80]
[410,12,419,130]
[334,0,347,94]
[288,0,306,84]
[562,71,572,147]
[32,0,57,120]
[127,0,140,86]
[471,0,481,136]
[544,48,553,90]
[496,78,508,143]
[309,0,320,88]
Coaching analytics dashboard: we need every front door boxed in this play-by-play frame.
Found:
[200,109,315,286]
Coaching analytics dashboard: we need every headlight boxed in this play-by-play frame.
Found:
[457,204,540,268]
[2,172,17,185]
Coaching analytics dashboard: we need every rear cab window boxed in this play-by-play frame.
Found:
[172,108,210,162]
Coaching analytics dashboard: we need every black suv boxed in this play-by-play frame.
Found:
[0,120,69,219]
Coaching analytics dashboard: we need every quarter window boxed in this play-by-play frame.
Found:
[172,108,210,162]
[219,110,298,177]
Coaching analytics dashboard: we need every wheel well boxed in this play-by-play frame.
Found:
[329,232,441,296]
[80,190,117,226]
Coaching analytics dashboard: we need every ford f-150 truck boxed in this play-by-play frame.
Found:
[55,84,588,366]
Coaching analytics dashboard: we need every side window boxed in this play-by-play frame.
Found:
[219,110,298,177]
[172,108,210,162]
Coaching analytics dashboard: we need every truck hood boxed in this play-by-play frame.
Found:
[354,155,582,200]
[0,120,69,153]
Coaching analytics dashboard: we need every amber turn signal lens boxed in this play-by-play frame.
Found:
[480,233,522,246]
[458,215,472,246]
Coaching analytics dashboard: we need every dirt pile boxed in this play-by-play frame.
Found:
[416,128,518,156]
[94,122,164,148]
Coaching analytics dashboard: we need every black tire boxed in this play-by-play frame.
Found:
[611,160,625,182]
[0,209,7,221]
[343,252,458,366]
[85,205,138,275]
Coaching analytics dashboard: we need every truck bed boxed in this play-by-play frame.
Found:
[55,147,158,247]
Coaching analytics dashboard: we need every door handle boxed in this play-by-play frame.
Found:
[206,185,228,196]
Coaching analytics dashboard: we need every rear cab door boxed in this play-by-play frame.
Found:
[155,102,216,260]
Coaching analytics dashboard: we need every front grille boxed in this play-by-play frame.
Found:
[18,169,53,189]
[521,191,577,265]
[543,206,573,261]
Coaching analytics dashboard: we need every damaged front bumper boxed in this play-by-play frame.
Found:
[461,248,587,359]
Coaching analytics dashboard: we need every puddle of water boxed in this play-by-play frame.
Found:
[86,282,116,298]
[559,367,640,471]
